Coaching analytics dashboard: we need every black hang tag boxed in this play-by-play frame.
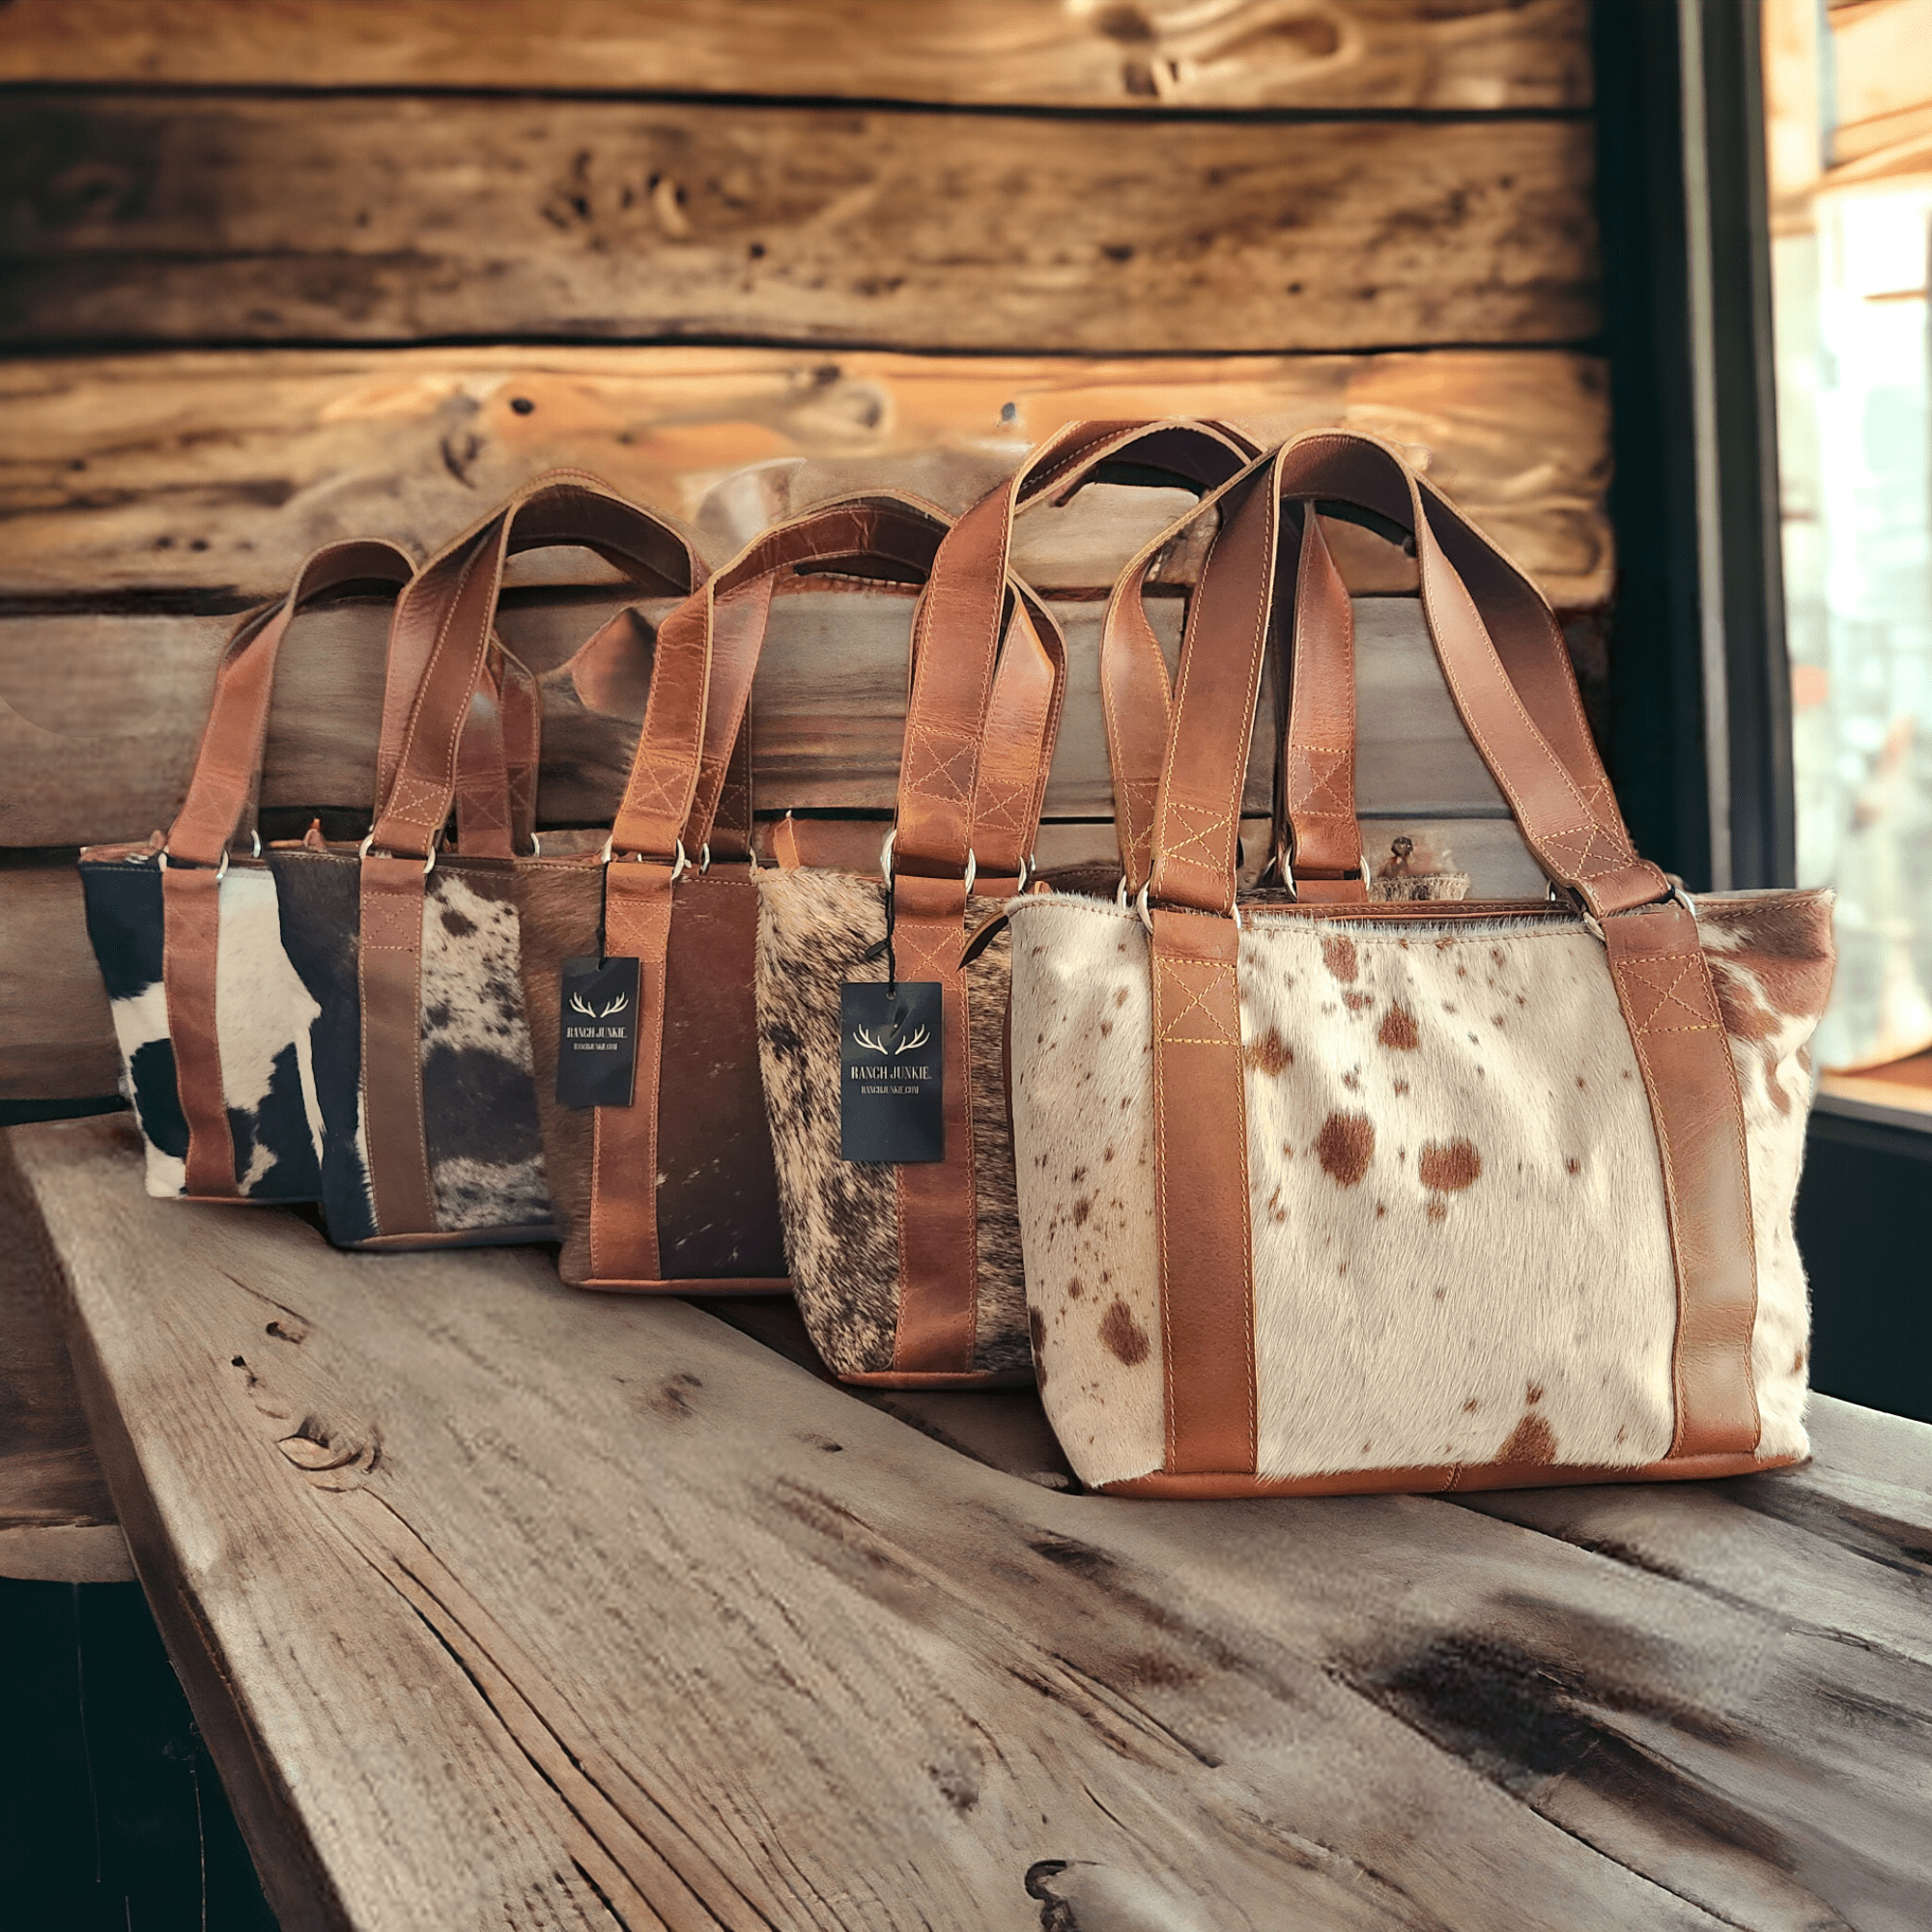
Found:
[839,980,944,1164]
[557,955,641,1109]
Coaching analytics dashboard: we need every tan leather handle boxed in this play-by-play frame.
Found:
[164,539,415,867]
[607,495,963,862]
[1148,433,1669,920]
[448,650,546,859]
[370,470,705,859]
[894,419,1262,879]
[1101,489,1359,895]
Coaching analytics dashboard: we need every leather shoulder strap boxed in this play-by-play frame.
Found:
[895,420,1260,878]
[676,496,951,854]
[165,539,414,868]
[370,471,706,860]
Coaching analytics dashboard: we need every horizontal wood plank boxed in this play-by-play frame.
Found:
[0,867,121,1096]
[0,0,1593,109]
[0,589,1523,842]
[0,97,1598,352]
[15,1113,1932,1930]
[0,1130,121,1571]
[0,346,1615,606]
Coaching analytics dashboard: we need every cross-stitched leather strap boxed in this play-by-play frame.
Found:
[370,471,705,861]
[895,419,1260,881]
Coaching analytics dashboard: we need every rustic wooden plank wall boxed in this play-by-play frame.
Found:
[0,0,1606,1114]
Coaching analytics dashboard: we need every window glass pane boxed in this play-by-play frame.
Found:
[1766,0,1932,1072]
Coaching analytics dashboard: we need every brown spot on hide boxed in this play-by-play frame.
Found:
[1526,1383,1544,1405]
[1070,1166,1086,1184]
[1099,1020,1113,1037]
[439,903,477,938]
[1492,948,1506,964]
[1457,964,1468,979]
[1393,1079,1409,1095]
[1066,1275,1085,1300]
[1566,1157,1580,1175]
[1577,1075,1586,1088]
[1321,935,1358,982]
[1492,1014,1506,1027]
[1378,1004,1420,1050]
[1114,985,1129,1006]
[1099,1299,1151,1366]
[1244,1028,1294,1077]
[1793,1348,1806,1373]
[1419,1139,1482,1193]
[1103,1145,1116,1163]
[1426,1200,1447,1223]
[1315,1112,1375,1186]
[1343,990,1374,1012]
[1342,1070,1361,1091]
[1375,1202,1386,1217]
[1497,1411,1557,1464]
[1028,1307,1047,1384]
[1463,1398,1480,1412]
[1072,1196,1093,1228]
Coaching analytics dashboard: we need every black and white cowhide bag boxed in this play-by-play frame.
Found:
[265,473,709,1250]
[78,541,417,1206]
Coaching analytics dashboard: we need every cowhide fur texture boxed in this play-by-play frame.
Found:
[79,853,325,1201]
[1006,888,1833,1492]
[270,848,553,1245]
[754,867,1029,1380]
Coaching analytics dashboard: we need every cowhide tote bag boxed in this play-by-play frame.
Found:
[267,472,706,1249]
[752,422,1260,1386]
[1007,431,1834,1496]
[514,496,954,1294]
[76,539,535,1204]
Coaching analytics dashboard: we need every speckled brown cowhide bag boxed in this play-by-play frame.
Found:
[752,423,1264,1386]
[1008,432,1834,1496]
[267,472,706,1249]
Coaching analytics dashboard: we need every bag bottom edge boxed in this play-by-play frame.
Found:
[1100,1447,1805,1498]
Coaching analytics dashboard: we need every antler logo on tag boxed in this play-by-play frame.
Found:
[852,1020,929,1058]
[569,989,630,1021]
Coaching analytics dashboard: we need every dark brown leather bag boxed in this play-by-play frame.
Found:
[515,494,957,1293]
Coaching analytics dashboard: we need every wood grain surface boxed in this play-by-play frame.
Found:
[0,0,1592,109]
[0,590,1522,843]
[0,346,1615,605]
[0,1130,123,1574]
[0,96,1598,352]
[14,1113,1930,1931]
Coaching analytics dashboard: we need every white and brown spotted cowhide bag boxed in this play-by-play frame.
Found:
[1008,888,1833,1492]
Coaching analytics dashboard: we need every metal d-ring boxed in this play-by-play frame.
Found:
[157,845,230,881]
[878,828,975,896]
[1134,881,1240,933]
[599,835,689,882]
[357,829,439,876]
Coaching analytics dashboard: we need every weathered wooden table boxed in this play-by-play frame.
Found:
[12,1114,1931,1932]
